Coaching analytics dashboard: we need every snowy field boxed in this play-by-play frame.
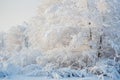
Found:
[1,76,98,80]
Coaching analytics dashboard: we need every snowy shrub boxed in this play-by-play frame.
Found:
[22,66,84,79]
[9,48,42,67]
[51,68,84,79]
[21,64,42,75]
[25,70,51,77]
[89,59,120,80]
[22,64,51,77]
[37,48,97,69]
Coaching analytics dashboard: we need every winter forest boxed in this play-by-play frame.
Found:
[0,0,120,80]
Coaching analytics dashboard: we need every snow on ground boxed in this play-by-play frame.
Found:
[1,75,98,80]
[0,59,119,80]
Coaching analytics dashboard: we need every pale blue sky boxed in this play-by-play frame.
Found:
[0,0,40,32]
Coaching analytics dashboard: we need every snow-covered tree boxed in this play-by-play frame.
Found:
[27,0,120,68]
[5,23,29,52]
[0,32,6,51]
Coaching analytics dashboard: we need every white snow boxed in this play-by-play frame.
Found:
[0,0,120,80]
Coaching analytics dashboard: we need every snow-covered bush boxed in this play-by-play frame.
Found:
[22,65,84,79]
[8,48,42,67]
[89,59,120,80]
[21,64,42,75]
[51,68,83,79]
[36,48,97,69]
